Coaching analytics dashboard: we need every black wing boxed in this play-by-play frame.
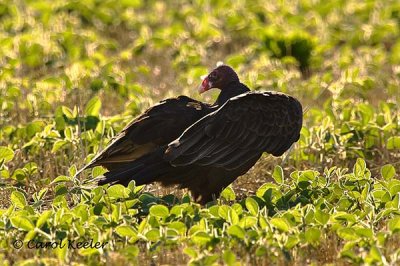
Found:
[80,96,209,171]
[164,91,302,171]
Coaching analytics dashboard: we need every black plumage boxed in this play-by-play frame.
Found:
[78,65,303,204]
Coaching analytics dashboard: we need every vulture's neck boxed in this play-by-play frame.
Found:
[214,82,250,106]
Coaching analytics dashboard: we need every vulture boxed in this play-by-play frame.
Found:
[78,65,303,204]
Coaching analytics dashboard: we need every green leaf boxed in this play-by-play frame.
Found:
[106,184,130,199]
[354,227,373,238]
[272,165,284,184]
[55,184,68,196]
[228,209,239,225]
[51,175,71,184]
[11,191,27,208]
[122,246,139,258]
[223,250,237,266]
[79,248,99,256]
[62,106,74,119]
[0,146,14,163]
[227,225,245,239]
[52,140,69,153]
[26,121,44,138]
[92,166,107,178]
[368,246,384,263]
[149,205,169,218]
[24,229,37,241]
[218,205,230,220]
[240,216,257,229]
[191,231,211,245]
[285,235,300,249]
[256,246,268,256]
[145,228,161,242]
[183,247,198,258]
[116,225,137,237]
[315,209,330,225]
[10,216,35,231]
[353,158,366,177]
[381,164,396,180]
[36,210,52,228]
[85,96,102,116]
[245,197,259,216]
[221,186,236,201]
[305,228,321,243]
[168,221,186,234]
[388,217,400,233]
[55,239,68,261]
[337,228,359,241]
[386,136,400,149]
[270,217,290,232]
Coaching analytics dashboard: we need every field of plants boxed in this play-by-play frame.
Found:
[1,0,399,265]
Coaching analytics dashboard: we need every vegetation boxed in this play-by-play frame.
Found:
[0,0,399,265]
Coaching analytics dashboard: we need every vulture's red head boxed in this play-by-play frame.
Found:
[199,65,240,94]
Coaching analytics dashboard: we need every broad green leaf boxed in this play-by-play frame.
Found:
[245,197,259,216]
[79,248,99,256]
[368,246,384,264]
[168,221,186,234]
[315,209,330,225]
[122,246,139,258]
[221,186,236,201]
[191,231,211,245]
[256,246,268,256]
[55,239,68,261]
[85,96,102,116]
[11,191,27,209]
[305,228,321,243]
[145,229,161,242]
[240,216,257,229]
[386,136,400,149]
[337,228,359,241]
[285,235,300,249]
[92,166,107,178]
[36,210,52,228]
[381,164,396,180]
[10,216,35,231]
[227,225,245,239]
[353,158,366,177]
[270,217,290,232]
[0,146,14,163]
[228,209,239,225]
[354,227,373,238]
[62,106,74,119]
[107,184,130,199]
[218,205,230,220]
[149,205,169,218]
[51,175,71,184]
[116,225,137,237]
[223,250,237,266]
[272,165,284,184]
[24,229,37,241]
[52,140,68,153]
[388,217,400,233]
[183,247,198,258]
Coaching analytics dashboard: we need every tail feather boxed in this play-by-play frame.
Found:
[97,149,170,187]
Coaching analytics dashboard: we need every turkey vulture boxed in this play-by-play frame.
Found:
[78,65,303,204]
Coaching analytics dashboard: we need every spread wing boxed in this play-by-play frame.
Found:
[164,91,303,171]
[80,96,208,172]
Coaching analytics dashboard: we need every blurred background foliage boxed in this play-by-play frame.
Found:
[0,0,398,179]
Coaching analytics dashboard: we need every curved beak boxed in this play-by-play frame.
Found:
[198,77,212,94]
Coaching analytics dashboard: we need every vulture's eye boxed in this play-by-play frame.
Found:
[209,72,217,80]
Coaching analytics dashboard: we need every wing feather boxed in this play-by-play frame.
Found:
[81,96,209,171]
[164,91,303,169]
